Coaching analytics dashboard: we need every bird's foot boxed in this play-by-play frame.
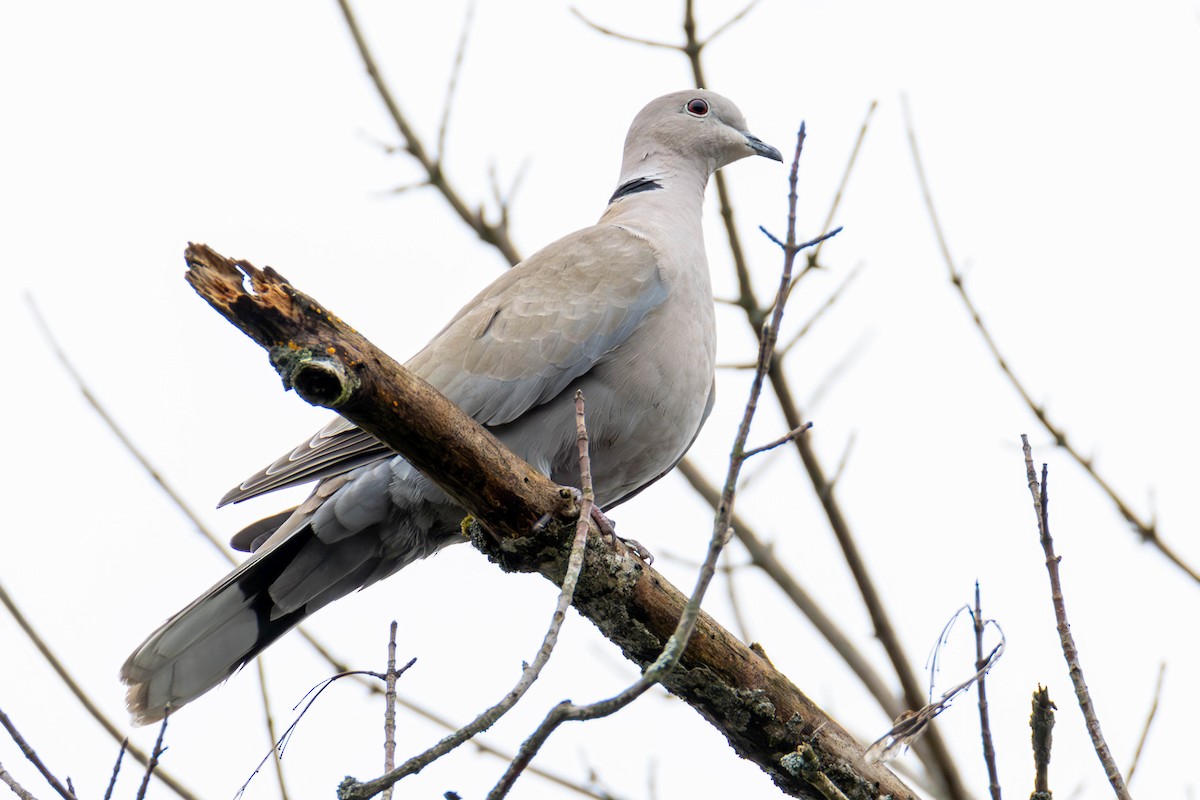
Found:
[590,505,653,564]
[563,488,654,563]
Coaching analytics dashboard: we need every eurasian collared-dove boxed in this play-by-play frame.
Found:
[121,89,781,723]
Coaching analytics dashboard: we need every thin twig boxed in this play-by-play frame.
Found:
[700,0,761,45]
[778,261,865,357]
[135,713,169,800]
[903,96,1197,585]
[435,0,476,161]
[253,658,291,800]
[802,100,876,273]
[103,739,128,800]
[0,707,76,800]
[381,622,399,800]
[26,295,230,558]
[1126,661,1165,784]
[740,422,813,460]
[0,581,199,800]
[683,18,969,794]
[1021,436,1131,799]
[33,293,599,792]
[569,7,678,50]
[339,392,598,800]
[721,562,753,643]
[0,762,36,800]
[673,458,902,719]
[865,610,1005,765]
[974,583,1002,800]
[335,0,521,265]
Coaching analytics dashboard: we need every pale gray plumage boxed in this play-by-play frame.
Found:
[121,90,782,724]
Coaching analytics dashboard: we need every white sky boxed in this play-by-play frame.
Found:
[2,1,1198,798]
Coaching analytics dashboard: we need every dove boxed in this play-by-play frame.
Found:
[121,89,782,723]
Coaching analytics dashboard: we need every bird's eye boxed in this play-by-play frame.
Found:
[686,98,709,116]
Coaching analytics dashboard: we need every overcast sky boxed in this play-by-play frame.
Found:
[2,2,1198,799]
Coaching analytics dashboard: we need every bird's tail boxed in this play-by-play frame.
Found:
[120,527,321,725]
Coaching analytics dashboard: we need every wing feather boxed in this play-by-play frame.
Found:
[221,224,665,504]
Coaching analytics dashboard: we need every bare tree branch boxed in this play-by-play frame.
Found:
[569,7,679,50]
[30,295,606,795]
[0,761,36,800]
[435,0,477,162]
[0,706,76,800]
[253,658,291,800]
[380,622,399,800]
[1126,661,1165,784]
[341,392,600,800]
[1021,437,1131,799]
[802,100,876,273]
[490,128,832,799]
[669,13,970,796]
[183,242,914,799]
[904,96,1198,586]
[973,584,1002,800]
[335,0,522,266]
[0,581,200,800]
[103,739,127,800]
[673,458,902,719]
[134,715,169,800]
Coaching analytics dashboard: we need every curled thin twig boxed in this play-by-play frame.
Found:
[865,607,1005,764]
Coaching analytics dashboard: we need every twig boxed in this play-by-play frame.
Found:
[1030,685,1055,799]
[0,581,198,800]
[780,743,850,800]
[252,658,291,800]
[569,7,677,50]
[1021,435,1131,799]
[34,293,607,794]
[0,706,75,800]
[381,622,399,800]
[435,0,477,161]
[335,0,521,266]
[673,458,902,719]
[135,713,169,800]
[741,422,813,459]
[865,609,1005,764]
[572,0,759,52]
[103,739,127,800]
[655,10,967,794]
[803,100,876,272]
[777,261,865,357]
[0,762,36,800]
[720,562,753,643]
[238,666,413,799]
[974,583,1002,800]
[26,295,230,558]
[904,97,1198,586]
[701,0,762,46]
[338,392,598,800]
[1126,661,1165,784]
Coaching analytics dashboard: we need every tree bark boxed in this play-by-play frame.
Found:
[183,242,918,800]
